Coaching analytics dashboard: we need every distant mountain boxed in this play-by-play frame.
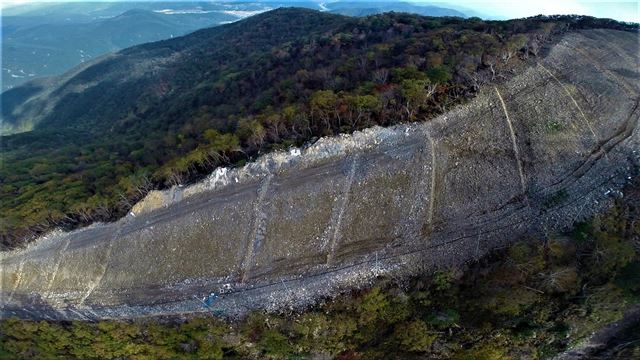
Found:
[2,1,465,91]
[325,1,465,17]
[2,4,245,90]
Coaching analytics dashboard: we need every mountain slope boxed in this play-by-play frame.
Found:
[1,1,466,91]
[2,8,348,133]
[0,27,638,320]
[1,8,239,90]
[0,8,637,248]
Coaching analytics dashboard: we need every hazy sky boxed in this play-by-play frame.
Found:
[1,0,638,23]
[427,0,639,22]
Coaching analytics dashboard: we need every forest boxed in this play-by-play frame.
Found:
[1,180,638,359]
[1,8,637,248]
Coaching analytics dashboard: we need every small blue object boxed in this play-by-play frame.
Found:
[204,293,217,307]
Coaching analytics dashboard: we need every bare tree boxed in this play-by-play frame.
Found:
[372,68,389,85]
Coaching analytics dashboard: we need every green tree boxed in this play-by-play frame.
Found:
[426,65,452,83]
[393,320,436,352]
[237,118,266,150]
[400,79,436,120]
[310,90,339,130]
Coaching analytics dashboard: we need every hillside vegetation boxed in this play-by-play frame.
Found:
[1,8,238,90]
[1,185,638,358]
[0,8,636,249]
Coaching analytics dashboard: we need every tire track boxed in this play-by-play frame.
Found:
[239,174,273,283]
[542,96,639,194]
[561,42,638,97]
[427,132,438,228]
[44,237,71,296]
[460,63,638,221]
[326,156,358,266]
[6,260,25,304]
[495,86,528,196]
[538,62,599,142]
[405,128,435,239]
[78,215,130,306]
[461,95,637,231]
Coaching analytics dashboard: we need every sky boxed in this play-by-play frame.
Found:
[1,0,638,23]
[425,0,639,22]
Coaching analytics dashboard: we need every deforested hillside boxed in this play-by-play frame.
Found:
[1,24,638,322]
[0,8,637,249]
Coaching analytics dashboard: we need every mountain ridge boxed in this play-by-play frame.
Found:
[2,1,470,91]
[2,8,348,133]
[0,8,637,249]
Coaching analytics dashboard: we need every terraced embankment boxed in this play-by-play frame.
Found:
[1,29,638,320]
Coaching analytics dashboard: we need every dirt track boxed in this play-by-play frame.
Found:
[1,29,639,320]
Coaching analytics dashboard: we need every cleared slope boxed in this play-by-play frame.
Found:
[0,29,638,320]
